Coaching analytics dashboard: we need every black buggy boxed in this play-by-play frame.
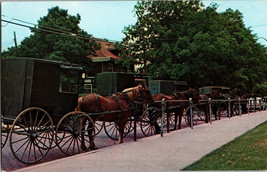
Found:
[1,57,96,164]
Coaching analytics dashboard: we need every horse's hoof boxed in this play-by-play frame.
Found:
[81,145,87,151]
[90,146,98,150]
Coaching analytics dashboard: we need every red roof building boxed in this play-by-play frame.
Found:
[87,39,128,74]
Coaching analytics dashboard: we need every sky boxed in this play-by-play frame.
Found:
[1,0,267,52]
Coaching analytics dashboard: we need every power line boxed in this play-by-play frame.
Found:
[1,15,120,44]
[1,18,14,27]
[1,17,92,41]
[2,15,83,38]
[251,23,267,28]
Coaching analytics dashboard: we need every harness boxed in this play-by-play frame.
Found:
[94,94,104,112]
[81,94,104,112]
[80,86,140,113]
[111,94,124,110]
[174,92,186,100]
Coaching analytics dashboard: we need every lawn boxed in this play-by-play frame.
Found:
[182,121,267,170]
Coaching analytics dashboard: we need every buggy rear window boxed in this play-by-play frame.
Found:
[59,70,80,94]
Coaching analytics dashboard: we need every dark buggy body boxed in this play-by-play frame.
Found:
[2,57,80,121]
[1,57,95,164]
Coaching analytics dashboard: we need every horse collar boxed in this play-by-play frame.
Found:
[176,92,186,100]
[122,92,134,104]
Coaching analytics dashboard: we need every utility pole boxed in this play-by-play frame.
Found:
[142,35,148,86]
[14,31,18,56]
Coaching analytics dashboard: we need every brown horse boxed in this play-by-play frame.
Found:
[197,90,222,121]
[76,84,153,150]
[150,89,199,132]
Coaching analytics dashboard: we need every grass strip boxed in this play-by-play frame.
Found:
[182,121,267,170]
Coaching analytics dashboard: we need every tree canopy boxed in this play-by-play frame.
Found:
[2,6,100,72]
[118,1,267,96]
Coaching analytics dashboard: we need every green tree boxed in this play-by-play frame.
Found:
[2,6,100,72]
[119,1,267,95]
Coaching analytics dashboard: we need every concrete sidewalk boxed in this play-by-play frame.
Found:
[15,111,267,172]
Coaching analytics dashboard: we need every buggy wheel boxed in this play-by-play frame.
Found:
[2,130,8,149]
[94,121,104,135]
[217,103,228,118]
[198,110,206,121]
[232,104,241,116]
[168,112,176,125]
[103,118,131,140]
[1,120,9,149]
[183,106,199,127]
[156,112,176,129]
[55,111,95,156]
[2,117,9,149]
[125,116,134,136]
[140,107,161,137]
[103,122,119,140]
[9,107,54,164]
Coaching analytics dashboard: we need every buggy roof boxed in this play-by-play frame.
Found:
[150,80,187,85]
[200,86,230,90]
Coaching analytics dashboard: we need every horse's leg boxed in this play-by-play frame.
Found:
[118,122,124,144]
[80,118,87,151]
[81,119,96,150]
[88,121,96,150]
[205,105,209,123]
[154,121,161,134]
[173,111,178,130]
[232,103,235,116]
[118,112,129,144]
[213,104,218,120]
[178,114,182,129]
[80,119,96,150]
[177,107,183,130]
[218,103,222,120]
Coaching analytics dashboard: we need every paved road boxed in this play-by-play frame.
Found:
[1,116,192,171]
[7,111,267,172]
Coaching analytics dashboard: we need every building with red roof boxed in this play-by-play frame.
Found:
[83,38,130,93]
[87,39,129,74]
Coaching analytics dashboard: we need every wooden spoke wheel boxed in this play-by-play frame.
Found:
[55,111,95,156]
[217,103,228,118]
[1,117,10,149]
[232,104,241,116]
[140,107,161,137]
[123,116,137,134]
[2,130,8,149]
[198,110,206,121]
[9,107,54,164]
[1,118,9,149]
[168,112,176,125]
[183,106,199,127]
[94,121,104,135]
[156,112,176,129]
[103,118,132,141]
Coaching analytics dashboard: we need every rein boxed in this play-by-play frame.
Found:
[114,85,141,110]
[111,94,124,110]
[173,92,186,100]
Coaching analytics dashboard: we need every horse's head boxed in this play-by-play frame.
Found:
[136,83,154,104]
[180,88,199,103]
[122,84,153,104]
[190,88,199,104]
[210,90,219,99]
[199,94,209,100]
